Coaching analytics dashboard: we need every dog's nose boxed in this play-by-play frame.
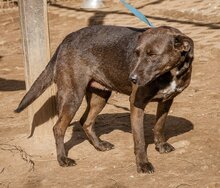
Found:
[129,74,138,84]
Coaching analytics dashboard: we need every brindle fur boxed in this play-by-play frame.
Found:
[15,25,194,173]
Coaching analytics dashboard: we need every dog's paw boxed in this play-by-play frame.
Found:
[58,156,76,167]
[95,140,115,151]
[137,162,155,174]
[155,142,175,154]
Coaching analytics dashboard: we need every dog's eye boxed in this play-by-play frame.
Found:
[146,49,158,56]
[147,52,158,57]
[134,49,140,57]
[148,53,157,56]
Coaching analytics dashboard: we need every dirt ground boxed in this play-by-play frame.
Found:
[0,0,220,187]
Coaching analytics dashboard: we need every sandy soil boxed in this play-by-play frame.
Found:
[0,0,220,187]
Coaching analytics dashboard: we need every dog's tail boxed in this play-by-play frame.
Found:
[15,46,60,113]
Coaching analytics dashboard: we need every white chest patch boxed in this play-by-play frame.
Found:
[170,80,177,91]
[162,80,177,94]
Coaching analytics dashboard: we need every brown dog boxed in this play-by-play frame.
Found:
[15,25,194,173]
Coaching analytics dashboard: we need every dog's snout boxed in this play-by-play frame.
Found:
[129,74,138,84]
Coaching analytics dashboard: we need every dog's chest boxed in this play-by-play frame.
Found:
[162,80,179,94]
[155,67,191,101]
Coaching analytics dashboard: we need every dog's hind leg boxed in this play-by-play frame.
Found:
[153,99,175,153]
[53,80,87,167]
[80,89,114,151]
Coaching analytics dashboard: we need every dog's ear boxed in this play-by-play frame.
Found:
[175,35,194,77]
[174,35,192,52]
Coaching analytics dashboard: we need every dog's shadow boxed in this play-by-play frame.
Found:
[65,113,193,153]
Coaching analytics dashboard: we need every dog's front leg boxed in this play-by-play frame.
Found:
[130,86,154,173]
[154,99,175,153]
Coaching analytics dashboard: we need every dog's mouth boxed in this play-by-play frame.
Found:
[137,70,171,87]
[140,58,190,87]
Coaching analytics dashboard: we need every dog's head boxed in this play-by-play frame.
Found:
[129,27,194,86]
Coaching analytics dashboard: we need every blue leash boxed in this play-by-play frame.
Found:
[119,0,155,27]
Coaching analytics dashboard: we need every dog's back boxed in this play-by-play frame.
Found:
[58,25,146,94]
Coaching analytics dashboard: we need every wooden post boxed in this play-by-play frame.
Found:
[18,0,56,145]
